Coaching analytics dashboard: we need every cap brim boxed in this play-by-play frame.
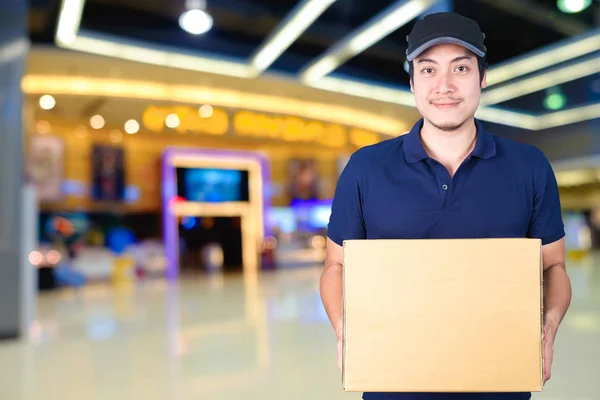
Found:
[406,36,485,62]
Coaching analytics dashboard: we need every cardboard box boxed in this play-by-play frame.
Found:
[342,238,543,393]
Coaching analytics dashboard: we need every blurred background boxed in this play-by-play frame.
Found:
[0,0,598,399]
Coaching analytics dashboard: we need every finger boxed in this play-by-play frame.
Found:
[544,355,553,382]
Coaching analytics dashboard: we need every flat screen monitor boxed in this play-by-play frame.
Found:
[176,168,250,203]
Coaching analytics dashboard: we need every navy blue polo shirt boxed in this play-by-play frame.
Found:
[327,118,564,400]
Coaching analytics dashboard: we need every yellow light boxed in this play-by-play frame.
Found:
[143,105,229,135]
[199,104,213,118]
[124,119,140,134]
[232,110,349,148]
[21,75,407,136]
[39,94,56,110]
[165,113,180,129]
[36,120,51,135]
[109,129,123,143]
[90,114,105,129]
[311,235,326,249]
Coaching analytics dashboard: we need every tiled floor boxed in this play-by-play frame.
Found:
[0,254,598,400]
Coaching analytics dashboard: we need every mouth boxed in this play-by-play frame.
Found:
[432,101,461,109]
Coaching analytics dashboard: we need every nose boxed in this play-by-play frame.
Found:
[436,69,456,95]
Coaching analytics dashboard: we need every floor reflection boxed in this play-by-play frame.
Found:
[0,253,598,400]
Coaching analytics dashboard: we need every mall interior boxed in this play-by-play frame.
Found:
[0,0,599,399]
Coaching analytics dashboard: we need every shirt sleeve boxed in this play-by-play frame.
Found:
[327,156,366,246]
[527,155,565,245]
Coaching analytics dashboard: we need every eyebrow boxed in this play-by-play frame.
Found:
[416,55,474,64]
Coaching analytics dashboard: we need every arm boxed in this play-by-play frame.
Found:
[541,238,571,383]
[321,238,344,339]
[527,153,571,383]
[321,156,366,371]
[542,238,571,334]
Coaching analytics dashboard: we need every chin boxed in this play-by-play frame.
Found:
[428,117,468,132]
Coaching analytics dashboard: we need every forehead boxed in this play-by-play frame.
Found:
[415,43,476,62]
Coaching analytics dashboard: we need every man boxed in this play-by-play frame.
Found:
[321,12,572,400]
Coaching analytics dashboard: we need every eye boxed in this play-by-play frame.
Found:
[456,66,469,73]
[421,67,435,74]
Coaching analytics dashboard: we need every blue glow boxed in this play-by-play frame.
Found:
[61,180,87,197]
[309,205,332,229]
[181,216,197,230]
[106,227,136,255]
[124,185,141,203]
[267,208,297,233]
[184,169,243,202]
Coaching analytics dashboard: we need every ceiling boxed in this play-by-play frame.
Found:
[27,0,600,126]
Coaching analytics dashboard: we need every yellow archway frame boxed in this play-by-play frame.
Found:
[162,147,269,278]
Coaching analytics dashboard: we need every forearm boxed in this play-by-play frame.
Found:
[543,264,572,333]
[320,261,344,338]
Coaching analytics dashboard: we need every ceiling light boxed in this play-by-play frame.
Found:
[55,0,85,44]
[199,104,213,118]
[486,29,600,87]
[299,0,438,83]
[480,54,600,105]
[63,33,255,78]
[536,102,600,130]
[39,94,56,110]
[166,113,180,129]
[90,114,105,129]
[124,119,140,134]
[249,0,337,74]
[179,9,213,35]
[543,88,567,111]
[557,0,592,13]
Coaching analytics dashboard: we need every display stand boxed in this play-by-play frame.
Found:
[161,147,270,278]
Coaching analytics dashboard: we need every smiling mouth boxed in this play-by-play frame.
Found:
[432,102,460,109]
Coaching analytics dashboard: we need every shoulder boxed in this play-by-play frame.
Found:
[492,134,551,171]
[347,135,404,167]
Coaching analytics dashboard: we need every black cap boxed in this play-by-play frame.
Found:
[406,12,486,62]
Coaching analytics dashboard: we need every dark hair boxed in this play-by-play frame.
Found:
[408,54,488,84]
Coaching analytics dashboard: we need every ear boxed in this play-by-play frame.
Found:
[481,68,488,89]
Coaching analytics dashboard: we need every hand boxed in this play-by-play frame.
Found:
[337,336,342,373]
[543,322,556,383]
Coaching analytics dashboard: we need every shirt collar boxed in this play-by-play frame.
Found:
[403,118,496,164]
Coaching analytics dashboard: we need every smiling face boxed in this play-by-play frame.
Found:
[410,43,487,132]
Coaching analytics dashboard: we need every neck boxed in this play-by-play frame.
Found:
[420,118,477,165]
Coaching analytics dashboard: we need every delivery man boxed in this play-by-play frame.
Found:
[321,12,572,400]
